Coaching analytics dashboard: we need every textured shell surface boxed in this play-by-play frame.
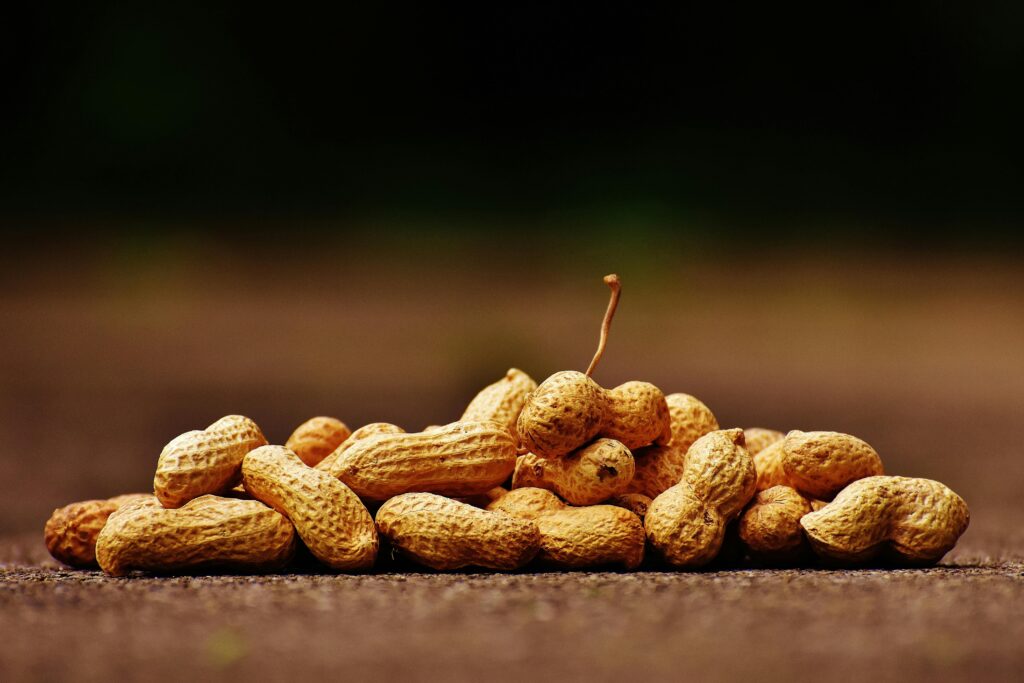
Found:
[461,368,538,439]
[154,415,268,508]
[95,495,296,576]
[512,438,635,506]
[516,371,607,458]
[241,445,377,570]
[376,493,540,571]
[535,505,645,569]
[753,440,790,491]
[486,486,566,520]
[682,429,756,519]
[607,493,653,519]
[603,381,672,450]
[800,476,969,565]
[285,416,351,467]
[314,423,405,472]
[665,393,719,451]
[330,421,517,501]
[738,485,812,561]
[44,499,120,567]
[782,430,884,500]
[625,444,686,498]
[743,428,786,456]
[644,482,726,568]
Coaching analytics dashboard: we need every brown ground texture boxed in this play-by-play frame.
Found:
[2,245,1023,682]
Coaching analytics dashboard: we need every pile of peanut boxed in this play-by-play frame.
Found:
[44,276,970,575]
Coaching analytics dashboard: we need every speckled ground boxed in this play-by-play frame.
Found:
[2,533,1022,683]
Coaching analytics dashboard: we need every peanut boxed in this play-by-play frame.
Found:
[782,430,884,500]
[800,476,969,565]
[96,495,296,576]
[326,421,517,502]
[314,423,406,473]
[44,494,152,567]
[743,428,785,456]
[625,393,719,498]
[285,416,352,467]
[738,485,812,563]
[241,445,378,570]
[607,493,653,519]
[376,493,540,570]
[487,487,645,569]
[461,368,537,441]
[753,440,789,491]
[644,428,756,567]
[154,415,267,508]
[512,438,635,505]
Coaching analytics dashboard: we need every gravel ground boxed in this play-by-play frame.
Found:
[2,533,1022,683]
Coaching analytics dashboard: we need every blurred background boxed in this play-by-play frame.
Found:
[1,5,1022,554]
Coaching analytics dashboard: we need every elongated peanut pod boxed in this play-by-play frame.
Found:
[315,423,406,473]
[461,368,538,441]
[512,439,635,505]
[96,496,296,577]
[376,493,540,571]
[242,445,377,571]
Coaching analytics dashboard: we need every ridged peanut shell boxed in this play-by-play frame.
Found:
[535,506,645,569]
[242,445,377,570]
[743,428,785,456]
[517,371,607,459]
[154,415,267,508]
[800,476,969,565]
[286,416,352,467]
[738,485,812,563]
[461,368,537,440]
[625,444,686,498]
[682,429,756,519]
[315,423,405,473]
[512,439,635,505]
[603,381,672,450]
[328,422,517,502]
[753,440,791,491]
[376,493,540,571]
[608,493,653,519]
[665,393,719,451]
[782,430,884,500]
[44,494,156,567]
[486,486,567,520]
[96,495,296,576]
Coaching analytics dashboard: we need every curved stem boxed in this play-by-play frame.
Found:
[585,274,621,378]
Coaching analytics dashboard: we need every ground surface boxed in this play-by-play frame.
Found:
[2,248,1023,681]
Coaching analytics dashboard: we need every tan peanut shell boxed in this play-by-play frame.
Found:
[285,416,352,467]
[44,493,156,568]
[665,393,719,450]
[625,444,686,498]
[315,423,406,473]
[516,371,670,459]
[738,485,812,563]
[800,476,969,565]
[327,421,517,502]
[96,495,296,576]
[644,428,757,567]
[376,493,540,571]
[782,430,884,500]
[743,428,785,456]
[241,445,377,570]
[607,493,653,519]
[154,415,267,508]
[512,438,635,505]
[485,487,645,569]
[753,440,790,491]
[461,368,537,440]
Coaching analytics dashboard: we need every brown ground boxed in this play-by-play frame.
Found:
[1,243,1023,681]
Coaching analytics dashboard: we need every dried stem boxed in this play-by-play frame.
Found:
[585,274,621,378]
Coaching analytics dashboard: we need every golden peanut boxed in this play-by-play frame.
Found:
[487,488,644,569]
[782,430,884,500]
[327,421,517,502]
[607,493,653,519]
[625,444,685,498]
[44,493,157,568]
[665,393,719,450]
[285,416,351,467]
[512,438,635,505]
[738,486,812,563]
[801,476,969,565]
[457,486,509,508]
[517,371,670,458]
[376,493,540,571]
[154,415,267,508]
[241,445,377,570]
[96,495,296,576]
[644,428,756,567]
[743,428,785,456]
[753,440,790,491]
[461,368,537,441]
[314,423,406,473]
